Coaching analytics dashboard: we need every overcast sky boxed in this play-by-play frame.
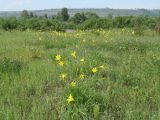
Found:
[0,0,160,11]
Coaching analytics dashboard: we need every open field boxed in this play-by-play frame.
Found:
[0,29,160,120]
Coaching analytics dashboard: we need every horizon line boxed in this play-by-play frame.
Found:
[0,7,160,12]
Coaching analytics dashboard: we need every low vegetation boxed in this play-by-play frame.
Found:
[0,29,159,119]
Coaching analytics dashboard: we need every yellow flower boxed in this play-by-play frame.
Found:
[70,81,76,87]
[71,51,76,58]
[55,54,61,61]
[83,39,86,42]
[132,31,135,35]
[80,58,84,62]
[99,65,104,69]
[59,73,67,80]
[66,94,74,103]
[59,61,65,66]
[79,73,85,79]
[92,67,97,73]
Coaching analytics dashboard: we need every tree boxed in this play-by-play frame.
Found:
[61,8,69,21]
[107,13,113,19]
[85,12,99,19]
[21,10,29,18]
[56,8,69,21]
[56,12,62,21]
[44,14,48,19]
[29,12,34,18]
[72,13,87,24]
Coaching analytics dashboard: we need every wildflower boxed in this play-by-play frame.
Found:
[70,81,76,87]
[83,39,86,42]
[132,31,135,35]
[66,94,74,103]
[80,58,84,62]
[59,61,65,66]
[92,67,97,73]
[59,73,67,80]
[55,54,61,61]
[71,51,76,58]
[99,65,104,69]
[79,73,85,79]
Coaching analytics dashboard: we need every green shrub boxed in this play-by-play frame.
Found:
[2,17,17,30]
[81,18,98,29]
[133,17,144,36]
[71,13,87,24]
[17,18,28,31]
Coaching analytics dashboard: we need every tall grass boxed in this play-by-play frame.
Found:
[0,29,159,120]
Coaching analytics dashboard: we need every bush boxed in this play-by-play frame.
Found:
[2,17,17,30]
[81,18,98,29]
[85,12,99,19]
[133,17,144,36]
[17,18,28,31]
[96,18,113,29]
[27,18,41,30]
[64,22,77,29]
[50,20,65,31]
[114,16,124,28]
[71,13,87,24]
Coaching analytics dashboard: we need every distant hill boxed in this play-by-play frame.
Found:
[0,8,160,17]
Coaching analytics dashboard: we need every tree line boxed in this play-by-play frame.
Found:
[0,8,160,34]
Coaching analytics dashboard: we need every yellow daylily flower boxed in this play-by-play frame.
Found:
[70,81,76,87]
[92,67,97,73]
[99,65,104,69]
[71,51,76,58]
[66,94,74,103]
[59,61,65,66]
[80,58,84,62]
[79,73,85,79]
[59,73,67,80]
[55,54,61,61]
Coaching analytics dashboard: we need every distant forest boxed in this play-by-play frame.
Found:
[0,8,160,17]
[0,8,160,35]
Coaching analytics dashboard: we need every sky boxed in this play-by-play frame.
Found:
[0,0,160,11]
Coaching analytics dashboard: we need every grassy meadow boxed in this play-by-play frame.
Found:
[0,29,160,120]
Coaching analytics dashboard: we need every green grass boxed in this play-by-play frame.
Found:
[0,29,160,120]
